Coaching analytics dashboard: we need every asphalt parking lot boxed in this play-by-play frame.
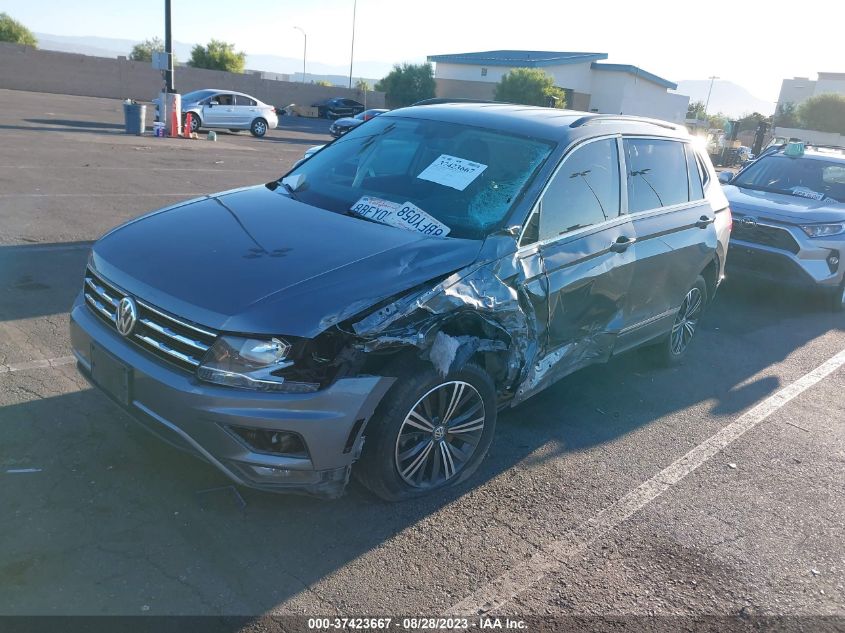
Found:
[1,89,843,630]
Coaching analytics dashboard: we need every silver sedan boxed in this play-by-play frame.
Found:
[154,89,279,137]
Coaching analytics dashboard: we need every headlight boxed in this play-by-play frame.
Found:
[800,223,845,238]
[197,335,301,391]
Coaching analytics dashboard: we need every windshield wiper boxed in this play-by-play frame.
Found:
[280,181,299,200]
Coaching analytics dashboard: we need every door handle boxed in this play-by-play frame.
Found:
[609,236,637,253]
[695,215,715,228]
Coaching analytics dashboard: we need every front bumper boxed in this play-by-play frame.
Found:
[726,236,843,290]
[69,293,393,498]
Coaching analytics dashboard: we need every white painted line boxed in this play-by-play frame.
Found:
[6,468,42,474]
[446,347,845,616]
[0,356,75,374]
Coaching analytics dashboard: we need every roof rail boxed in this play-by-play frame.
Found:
[569,114,680,130]
[411,98,500,106]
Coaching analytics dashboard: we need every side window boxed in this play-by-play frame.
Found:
[235,95,257,106]
[538,138,621,241]
[215,94,234,106]
[685,145,704,200]
[624,139,689,212]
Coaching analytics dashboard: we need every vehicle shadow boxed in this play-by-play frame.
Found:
[0,278,841,619]
[26,118,124,131]
[0,242,91,322]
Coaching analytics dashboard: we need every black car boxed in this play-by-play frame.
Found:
[311,97,366,119]
[70,103,731,501]
[329,109,389,138]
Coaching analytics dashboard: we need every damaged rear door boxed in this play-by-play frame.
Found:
[521,136,635,389]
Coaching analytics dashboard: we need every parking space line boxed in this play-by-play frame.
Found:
[1,356,76,374]
[446,347,845,616]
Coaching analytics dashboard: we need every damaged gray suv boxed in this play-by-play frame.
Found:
[70,103,730,500]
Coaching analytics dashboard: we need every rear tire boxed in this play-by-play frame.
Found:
[250,118,268,137]
[649,276,708,367]
[355,362,497,502]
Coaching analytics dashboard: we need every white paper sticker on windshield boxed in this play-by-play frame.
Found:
[350,197,450,237]
[417,154,488,191]
[790,186,825,201]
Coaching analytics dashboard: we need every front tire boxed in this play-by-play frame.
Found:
[356,363,497,501]
[250,118,268,137]
[188,113,201,132]
[826,281,845,312]
[650,276,708,366]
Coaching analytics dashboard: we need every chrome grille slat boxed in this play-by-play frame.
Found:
[138,318,210,352]
[84,292,115,321]
[83,267,218,371]
[134,334,202,367]
[136,299,218,338]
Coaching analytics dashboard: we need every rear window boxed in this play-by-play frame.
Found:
[624,139,690,212]
[686,145,704,200]
[235,95,257,106]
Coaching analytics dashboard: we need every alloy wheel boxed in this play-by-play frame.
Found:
[394,381,486,488]
[253,121,267,136]
[671,287,703,355]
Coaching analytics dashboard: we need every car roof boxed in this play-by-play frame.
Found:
[382,102,690,144]
[763,146,845,162]
[190,89,263,101]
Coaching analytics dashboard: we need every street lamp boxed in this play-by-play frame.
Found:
[293,26,306,83]
[704,75,719,116]
[348,0,357,89]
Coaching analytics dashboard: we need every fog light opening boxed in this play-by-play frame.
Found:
[229,426,308,458]
[827,252,840,273]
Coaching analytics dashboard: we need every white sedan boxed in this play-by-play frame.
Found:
[154,89,279,137]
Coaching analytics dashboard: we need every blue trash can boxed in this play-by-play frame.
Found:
[123,102,147,135]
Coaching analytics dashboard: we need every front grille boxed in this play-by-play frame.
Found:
[731,221,801,254]
[84,268,218,371]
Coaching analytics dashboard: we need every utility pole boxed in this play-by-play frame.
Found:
[293,27,307,83]
[164,0,174,92]
[348,0,357,89]
[703,75,718,116]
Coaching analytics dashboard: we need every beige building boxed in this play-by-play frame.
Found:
[426,50,690,124]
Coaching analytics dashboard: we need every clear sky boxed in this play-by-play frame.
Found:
[4,0,841,102]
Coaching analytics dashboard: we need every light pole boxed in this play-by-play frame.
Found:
[293,26,306,83]
[704,75,719,117]
[348,0,357,89]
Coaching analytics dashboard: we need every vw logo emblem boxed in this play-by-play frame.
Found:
[433,426,446,441]
[115,296,138,337]
[740,216,758,228]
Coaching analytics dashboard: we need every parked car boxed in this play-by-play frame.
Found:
[153,89,278,137]
[719,142,845,310]
[311,98,365,119]
[329,109,389,138]
[70,104,729,501]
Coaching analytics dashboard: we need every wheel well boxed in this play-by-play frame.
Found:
[702,257,719,303]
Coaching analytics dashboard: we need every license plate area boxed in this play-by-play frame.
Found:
[90,343,132,406]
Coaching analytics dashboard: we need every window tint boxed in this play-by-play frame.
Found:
[235,95,257,106]
[215,94,234,106]
[686,145,704,200]
[538,138,620,240]
[624,139,690,212]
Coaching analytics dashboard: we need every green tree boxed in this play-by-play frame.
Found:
[706,111,728,130]
[355,78,370,92]
[686,100,706,120]
[313,80,333,87]
[797,93,845,134]
[188,39,246,73]
[375,63,435,108]
[493,68,566,108]
[736,111,770,132]
[775,102,799,128]
[0,12,36,47]
[129,37,165,63]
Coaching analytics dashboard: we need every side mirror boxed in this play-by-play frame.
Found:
[208,101,219,107]
[718,171,735,185]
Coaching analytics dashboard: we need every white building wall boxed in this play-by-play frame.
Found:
[588,70,689,123]
[778,78,817,106]
[433,61,594,93]
[814,74,845,98]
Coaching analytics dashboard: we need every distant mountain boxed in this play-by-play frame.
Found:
[675,80,774,118]
[33,32,391,86]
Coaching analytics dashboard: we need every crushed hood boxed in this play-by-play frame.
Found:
[91,185,483,338]
[724,184,845,224]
